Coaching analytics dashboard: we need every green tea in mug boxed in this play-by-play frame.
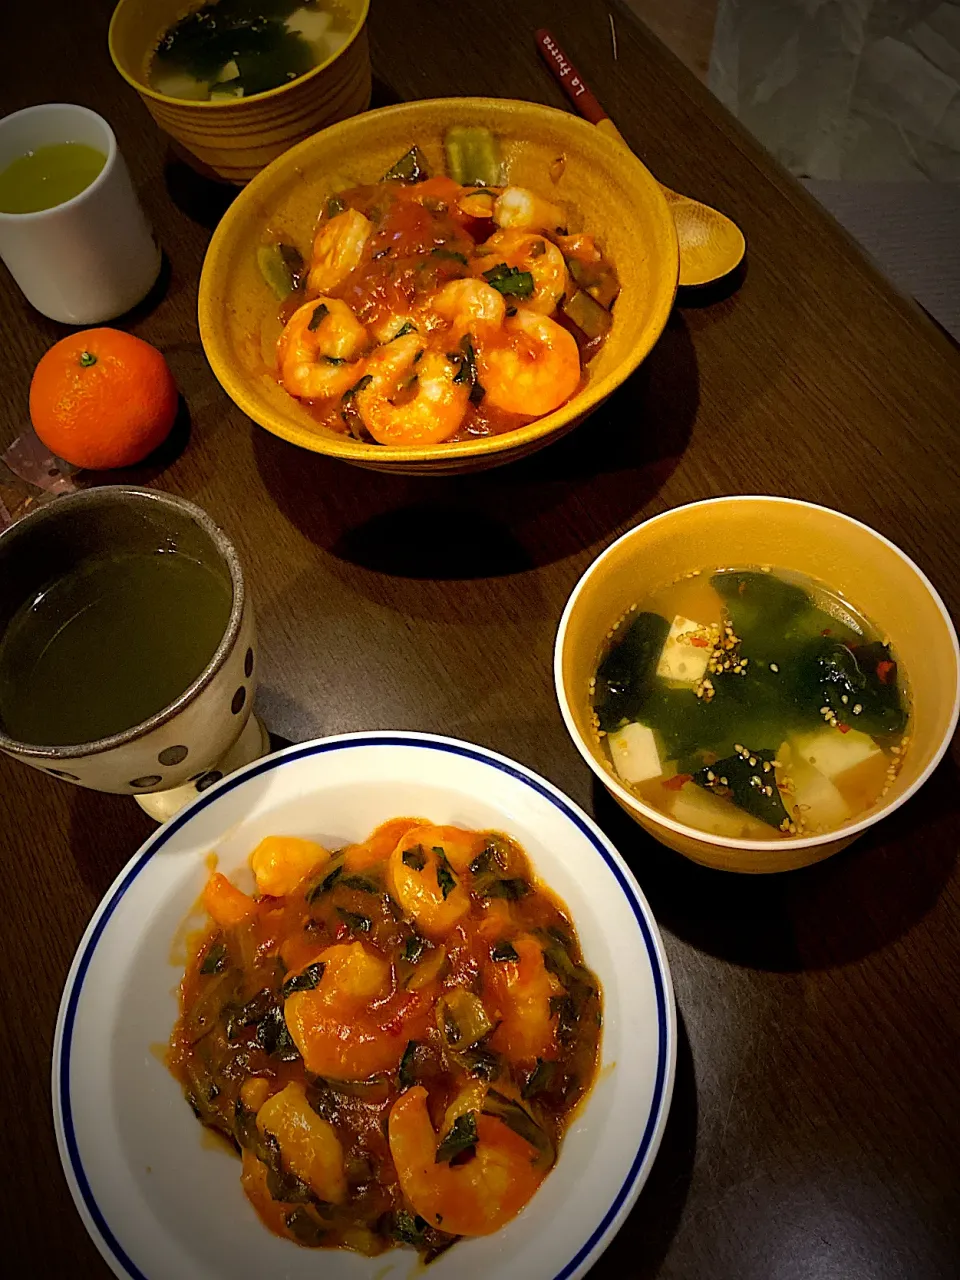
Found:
[0,143,106,214]
[0,549,232,745]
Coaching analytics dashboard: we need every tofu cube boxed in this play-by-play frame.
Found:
[607,722,662,784]
[777,741,851,831]
[285,8,333,41]
[656,616,711,686]
[791,728,881,781]
[670,784,770,840]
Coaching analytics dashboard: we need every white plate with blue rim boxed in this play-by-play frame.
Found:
[53,731,675,1280]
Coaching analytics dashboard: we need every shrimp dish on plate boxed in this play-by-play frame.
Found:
[168,817,603,1261]
[257,128,621,446]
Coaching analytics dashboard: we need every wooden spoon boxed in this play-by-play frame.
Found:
[535,29,746,287]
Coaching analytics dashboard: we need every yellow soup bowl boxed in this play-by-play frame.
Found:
[555,497,960,874]
[108,0,371,185]
[198,97,679,474]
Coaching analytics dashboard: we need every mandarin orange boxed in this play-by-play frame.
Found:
[29,328,178,469]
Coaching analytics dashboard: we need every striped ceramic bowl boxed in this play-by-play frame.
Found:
[108,0,371,185]
[199,97,679,475]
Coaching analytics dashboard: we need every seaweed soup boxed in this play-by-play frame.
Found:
[591,567,910,840]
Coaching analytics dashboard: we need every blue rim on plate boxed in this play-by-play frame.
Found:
[53,731,675,1280]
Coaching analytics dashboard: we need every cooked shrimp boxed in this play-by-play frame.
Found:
[493,186,567,234]
[429,278,506,342]
[277,297,369,401]
[255,1081,347,1204]
[307,208,373,294]
[368,313,418,344]
[476,229,570,315]
[388,1085,546,1236]
[250,835,330,897]
[458,189,497,219]
[343,816,427,873]
[386,823,485,939]
[202,872,256,929]
[283,941,435,1079]
[355,333,469,446]
[486,934,563,1064]
[477,310,580,416]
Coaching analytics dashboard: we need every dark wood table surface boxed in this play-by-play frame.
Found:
[2,1,959,1276]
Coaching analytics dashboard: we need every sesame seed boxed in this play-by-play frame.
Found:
[749,756,757,767]
[841,695,849,705]
[720,776,728,786]
[770,663,779,673]
[706,770,716,781]
[763,785,773,796]
[820,706,830,715]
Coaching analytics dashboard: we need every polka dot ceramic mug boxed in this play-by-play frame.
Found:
[0,486,267,821]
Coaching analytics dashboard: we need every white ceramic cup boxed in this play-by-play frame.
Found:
[0,103,161,324]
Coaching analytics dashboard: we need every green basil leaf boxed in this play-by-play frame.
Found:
[521,1057,557,1100]
[199,941,228,975]
[284,1206,326,1245]
[403,932,425,964]
[491,940,519,962]
[480,878,529,900]
[383,146,429,183]
[281,961,325,998]
[339,874,378,892]
[482,262,534,298]
[434,849,457,900]
[305,859,343,903]
[481,1089,554,1167]
[402,844,427,871]
[336,907,371,933]
[398,1039,419,1089]
[434,1110,478,1164]
[391,1208,429,1245]
[431,246,468,264]
[456,1045,501,1081]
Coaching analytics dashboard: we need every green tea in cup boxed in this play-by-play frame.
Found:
[0,486,264,819]
[0,143,107,214]
[0,548,231,745]
[0,104,160,323]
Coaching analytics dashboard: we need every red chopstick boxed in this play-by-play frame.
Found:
[535,28,611,127]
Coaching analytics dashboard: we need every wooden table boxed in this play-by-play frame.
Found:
[2,1,959,1276]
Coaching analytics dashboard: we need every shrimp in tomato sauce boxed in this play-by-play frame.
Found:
[260,148,620,446]
[168,819,602,1262]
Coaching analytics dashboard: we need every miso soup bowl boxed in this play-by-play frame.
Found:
[108,0,371,185]
[554,496,960,874]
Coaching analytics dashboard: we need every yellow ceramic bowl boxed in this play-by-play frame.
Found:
[555,497,960,874]
[198,97,679,475]
[108,0,371,185]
